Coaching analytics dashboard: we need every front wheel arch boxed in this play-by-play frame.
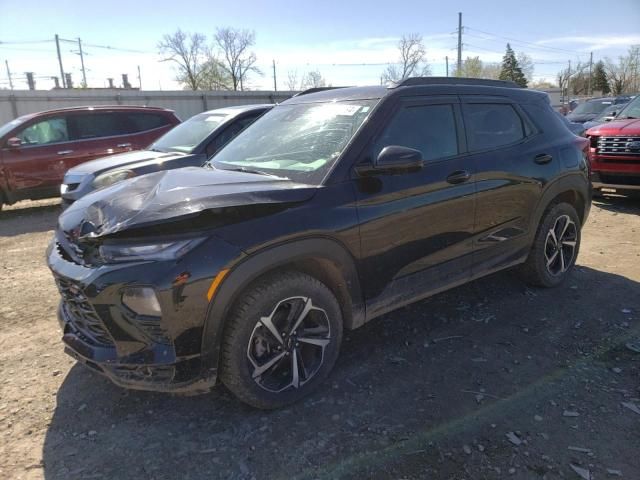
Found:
[199,237,364,383]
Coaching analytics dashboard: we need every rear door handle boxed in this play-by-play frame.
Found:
[534,153,553,165]
[57,150,73,155]
[446,170,471,184]
[117,143,131,148]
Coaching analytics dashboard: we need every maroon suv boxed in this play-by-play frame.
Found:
[0,106,180,209]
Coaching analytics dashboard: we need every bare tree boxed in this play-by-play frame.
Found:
[481,63,501,79]
[214,28,261,91]
[158,29,208,90]
[517,52,534,82]
[604,45,640,95]
[301,70,326,89]
[381,34,430,83]
[452,56,483,78]
[286,70,299,91]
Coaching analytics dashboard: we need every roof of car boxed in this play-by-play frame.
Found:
[17,105,175,122]
[282,78,546,105]
[200,104,274,116]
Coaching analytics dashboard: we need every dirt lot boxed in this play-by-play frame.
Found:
[1,197,639,480]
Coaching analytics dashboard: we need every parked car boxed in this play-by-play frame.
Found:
[567,96,629,123]
[586,95,640,196]
[0,106,180,210]
[61,104,272,207]
[47,78,591,409]
[557,111,586,136]
[582,103,628,130]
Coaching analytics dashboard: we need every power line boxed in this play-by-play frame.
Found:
[465,26,586,56]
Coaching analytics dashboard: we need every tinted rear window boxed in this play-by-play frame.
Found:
[464,104,525,151]
[68,113,130,140]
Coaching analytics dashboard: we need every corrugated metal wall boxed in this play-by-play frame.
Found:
[0,90,296,124]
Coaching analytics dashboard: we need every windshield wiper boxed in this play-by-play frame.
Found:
[619,116,637,119]
[223,167,286,178]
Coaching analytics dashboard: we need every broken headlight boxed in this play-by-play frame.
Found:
[92,169,135,190]
[99,239,204,263]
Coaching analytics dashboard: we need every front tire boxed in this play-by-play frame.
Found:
[519,202,581,288]
[220,271,343,409]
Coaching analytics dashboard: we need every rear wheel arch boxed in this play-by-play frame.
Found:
[531,175,589,234]
[200,237,364,380]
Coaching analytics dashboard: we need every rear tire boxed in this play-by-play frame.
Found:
[519,202,581,288]
[220,271,343,409]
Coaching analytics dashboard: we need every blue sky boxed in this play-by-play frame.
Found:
[1,0,639,90]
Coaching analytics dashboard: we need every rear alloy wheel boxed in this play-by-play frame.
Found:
[544,214,578,277]
[220,272,342,409]
[519,202,581,288]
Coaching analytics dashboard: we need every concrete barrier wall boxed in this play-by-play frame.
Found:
[0,89,297,124]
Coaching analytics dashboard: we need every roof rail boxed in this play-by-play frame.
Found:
[293,86,350,97]
[389,77,521,89]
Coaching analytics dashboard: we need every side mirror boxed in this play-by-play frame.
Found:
[6,137,22,148]
[356,145,424,176]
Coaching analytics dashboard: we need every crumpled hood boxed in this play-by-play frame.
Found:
[59,167,317,239]
[67,150,189,176]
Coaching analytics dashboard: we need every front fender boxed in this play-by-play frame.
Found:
[199,237,364,382]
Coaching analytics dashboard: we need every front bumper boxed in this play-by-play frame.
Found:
[591,171,640,192]
[47,236,236,393]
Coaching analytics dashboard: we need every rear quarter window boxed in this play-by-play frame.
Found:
[126,113,170,133]
[464,104,525,151]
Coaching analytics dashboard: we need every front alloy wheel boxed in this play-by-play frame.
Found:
[220,271,342,409]
[247,296,331,392]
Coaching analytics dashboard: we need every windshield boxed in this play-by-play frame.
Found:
[209,100,377,184]
[150,112,228,153]
[617,96,640,119]
[572,100,612,115]
[0,117,26,139]
[594,104,624,120]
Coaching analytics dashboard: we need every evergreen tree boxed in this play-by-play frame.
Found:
[592,61,610,94]
[499,44,528,87]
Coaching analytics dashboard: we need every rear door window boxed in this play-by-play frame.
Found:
[463,104,525,151]
[68,113,130,140]
[16,117,68,146]
[372,104,459,161]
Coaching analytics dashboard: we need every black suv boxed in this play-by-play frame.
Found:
[47,78,591,409]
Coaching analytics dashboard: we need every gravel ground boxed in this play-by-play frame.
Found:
[1,196,639,480]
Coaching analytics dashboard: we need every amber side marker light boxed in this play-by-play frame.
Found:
[207,269,230,301]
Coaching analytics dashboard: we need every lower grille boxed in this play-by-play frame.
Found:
[596,136,640,157]
[598,173,640,187]
[55,276,113,346]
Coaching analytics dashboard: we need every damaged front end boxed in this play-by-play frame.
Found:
[47,167,317,392]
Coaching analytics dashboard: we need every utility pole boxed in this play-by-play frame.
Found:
[567,60,571,100]
[272,59,277,91]
[587,52,593,95]
[446,56,449,77]
[77,38,87,88]
[5,60,13,90]
[457,12,463,76]
[55,34,66,88]
[137,65,142,89]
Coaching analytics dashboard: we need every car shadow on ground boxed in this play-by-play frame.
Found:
[42,266,640,480]
[593,195,640,215]
[0,201,60,236]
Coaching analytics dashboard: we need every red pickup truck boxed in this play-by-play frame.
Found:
[586,95,640,197]
[0,105,180,209]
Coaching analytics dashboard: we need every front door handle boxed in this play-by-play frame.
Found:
[57,150,73,155]
[534,153,553,165]
[117,143,132,148]
[446,170,471,184]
